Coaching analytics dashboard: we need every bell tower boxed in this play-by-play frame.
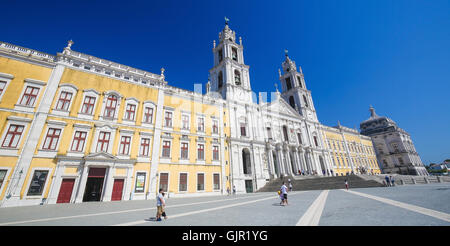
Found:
[209,18,252,102]
[279,50,318,122]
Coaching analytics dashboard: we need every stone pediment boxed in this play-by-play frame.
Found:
[84,152,118,160]
[263,96,302,119]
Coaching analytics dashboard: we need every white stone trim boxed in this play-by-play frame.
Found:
[51,83,79,117]
[0,73,14,102]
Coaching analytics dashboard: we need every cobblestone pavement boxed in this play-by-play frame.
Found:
[0,183,449,226]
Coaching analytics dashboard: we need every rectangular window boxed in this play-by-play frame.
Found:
[240,123,246,137]
[232,47,238,61]
[119,136,131,155]
[165,111,172,127]
[143,107,153,123]
[197,144,204,160]
[96,131,110,152]
[0,81,7,97]
[2,124,24,148]
[162,140,171,158]
[71,131,87,152]
[20,86,39,107]
[140,138,150,156]
[180,142,189,159]
[135,172,146,193]
[313,137,318,147]
[213,145,219,161]
[104,95,118,118]
[56,91,73,111]
[182,115,189,130]
[42,128,61,150]
[159,173,168,192]
[297,133,302,144]
[81,96,96,115]
[179,173,187,192]
[197,117,204,132]
[213,174,220,190]
[27,170,49,196]
[212,120,218,134]
[267,127,272,139]
[218,49,223,62]
[124,104,136,121]
[0,169,7,190]
[197,173,204,191]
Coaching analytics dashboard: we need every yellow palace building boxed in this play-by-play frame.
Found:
[0,41,230,207]
[321,123,381,176]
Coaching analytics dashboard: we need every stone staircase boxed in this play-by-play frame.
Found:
[257,174,384,192]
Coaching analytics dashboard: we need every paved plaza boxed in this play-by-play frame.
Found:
[0,183,449,226]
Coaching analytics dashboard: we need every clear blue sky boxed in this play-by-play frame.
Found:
[2,0,449,164]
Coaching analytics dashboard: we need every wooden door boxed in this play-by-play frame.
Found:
[57,179,75,203]
[111,179,124,201]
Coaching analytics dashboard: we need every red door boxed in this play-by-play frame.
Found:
[111,179,124,201]
[57,179,75,203]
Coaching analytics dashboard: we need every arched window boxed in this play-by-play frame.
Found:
[242,148,252,175]
[218,71,223,89]
[297,76,303,88]
[286,77,292,90]
[303,95,309,108]
[282,125,289,142]
[272,151,279,175]
[234,70,241,85]
[232,47,238,62]
[104,94,118,118]
[289,96,296,109]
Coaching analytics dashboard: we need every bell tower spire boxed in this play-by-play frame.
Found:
[209,18,252,102]
[279,51,318,122]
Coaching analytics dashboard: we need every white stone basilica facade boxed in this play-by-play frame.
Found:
[208,22,333,193]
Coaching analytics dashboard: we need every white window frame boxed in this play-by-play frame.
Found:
[212,172,221,191]
[91,124,117,155]
[122,97,139,125]
[78,89,100,120]
[212,144,220,164]
[137,132,152,162]
[160,139,172,160]
[158,172,170,193]
[178,172,189,193]
[163,108,174,130]
[211,118,219,135]
[180,112,190,132]
[196,172,205,192]
[37,120,67,158]
[0,72,14,102]
[67,123,92,157]
[117,129,134,158]
[24,167,52,199]
[141,101,156,127]
[0,116,32,156]
[14,78,46,112]
[52,84,78,117]
[179,141,189,163]
[197,116,205,133]
[99,90,122,122]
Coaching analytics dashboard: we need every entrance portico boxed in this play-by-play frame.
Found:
[47,152,136,204]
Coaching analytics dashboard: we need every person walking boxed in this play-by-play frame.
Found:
[385,175,391,187]
[344,179,349,190]
[233,185,236,195]
[289,181,293,192]
[390,176,395,186]
[156,189,167,221]
[280,182,288,206]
